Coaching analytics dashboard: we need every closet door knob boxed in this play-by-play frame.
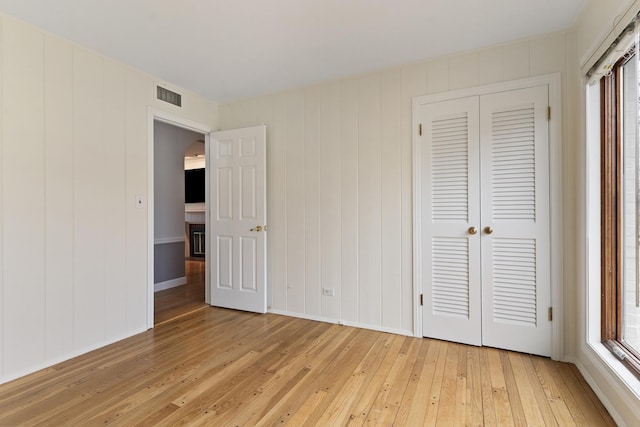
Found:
[484,226,494,235]
[468,227,478,235]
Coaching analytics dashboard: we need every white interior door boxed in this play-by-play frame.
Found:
[209,125,267,313]
[480,86,552,356]
[420,97,482,346]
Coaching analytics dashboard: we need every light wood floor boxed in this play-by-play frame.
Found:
[154,259,206,325]
[0,308,614,426]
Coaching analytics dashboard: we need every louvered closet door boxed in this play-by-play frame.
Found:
[421,97,482,346]
[479,86,551,357]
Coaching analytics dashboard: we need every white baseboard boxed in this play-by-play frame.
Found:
[0,326,148,386]
[571,344,640,427]
[154,237,185,245]
[267,309,414,337]
[154,276,187,292]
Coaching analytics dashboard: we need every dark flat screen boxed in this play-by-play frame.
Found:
[185,168,205,203]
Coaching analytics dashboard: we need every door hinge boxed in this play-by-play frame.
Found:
[419,123,422,136]
[420,294,424,306]
[547,106,551,121]
[548,307,553,321]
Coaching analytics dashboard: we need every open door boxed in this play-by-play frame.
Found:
[209,125,267,313]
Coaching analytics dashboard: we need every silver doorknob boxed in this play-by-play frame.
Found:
[484,226,493,235]
[468,226,478,235]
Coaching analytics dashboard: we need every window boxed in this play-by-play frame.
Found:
[600,50,640,378]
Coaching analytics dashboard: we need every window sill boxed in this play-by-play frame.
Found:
[587,341,640,399]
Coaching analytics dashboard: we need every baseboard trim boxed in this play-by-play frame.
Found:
[0,326,148,386]
[154,276,187,292]
[154,237,185,245]
[267,309,414,337]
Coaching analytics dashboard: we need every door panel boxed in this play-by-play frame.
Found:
[480,86,551,356]
[210,125,267,313]
[421,97,482,346]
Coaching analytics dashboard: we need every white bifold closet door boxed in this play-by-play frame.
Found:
[421,85,552,357]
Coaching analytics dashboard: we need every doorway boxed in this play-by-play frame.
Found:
[152,119,208,325]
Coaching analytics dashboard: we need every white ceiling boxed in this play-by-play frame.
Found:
[0,0,587,102]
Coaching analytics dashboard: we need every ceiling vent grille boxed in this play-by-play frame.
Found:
[157,86,182,107]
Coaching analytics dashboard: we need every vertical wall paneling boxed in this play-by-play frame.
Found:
[357,73,382,326]
[73,48,106,348]
[2,18,46,373]
[426,59,449,95]
[125,70,150,332]
[304,87,321,316]
[478,46,504,85]
[380,69,403,329]
[44,36,74,358]
[218,33,567,337]
[102,60,127,340]
[0,15,219,384]
[319,82,342,320]
[270,94,287,311]
[400,64,427,331]
[449,53,479,90]
[530,34,567,76]
[503,40,531,81]
[285,92,306,313]
[340,78,359,322]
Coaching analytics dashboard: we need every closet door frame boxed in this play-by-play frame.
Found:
[412,73,564,361]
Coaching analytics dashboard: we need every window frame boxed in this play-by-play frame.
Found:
[600,54,640,379]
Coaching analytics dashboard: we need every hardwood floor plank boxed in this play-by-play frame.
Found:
[500,350,528,426]
[554,362,615,427]
[532,357,577,427]
[569,364,617,427]
[508,352,546,426]
[374,338,421,424]
[393,339,436,426]
[392,339,431,425]
[314,333,393,424]
[154,260,206,325]
[422,339,449,426]
[478,345,498,427]
[466,346,484,427]
[354,335,406,424]
[520,353,562,426]
[434,342,461,425]
[0,309,615,426]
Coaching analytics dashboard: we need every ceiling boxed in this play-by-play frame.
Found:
[0,0,587,103]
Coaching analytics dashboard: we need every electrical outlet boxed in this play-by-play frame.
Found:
[322,288,335,297]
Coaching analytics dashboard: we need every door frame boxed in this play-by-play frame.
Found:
[412,73,564,360]
[147,108,213,329]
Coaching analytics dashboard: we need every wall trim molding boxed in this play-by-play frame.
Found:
[154,276,187,292]
[154,236,185,245]
[267,309,414,337]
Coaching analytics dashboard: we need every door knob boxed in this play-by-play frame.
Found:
[484,226,493,235]
[468,226,478,235]
[250,225,263,232]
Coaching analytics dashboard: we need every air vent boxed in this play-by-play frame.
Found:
[157,86,182,107]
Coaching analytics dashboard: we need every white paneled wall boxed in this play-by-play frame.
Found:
[0,15,217,383]
[220,33,568,335]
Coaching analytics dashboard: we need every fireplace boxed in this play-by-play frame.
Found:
[188,224,205,258]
